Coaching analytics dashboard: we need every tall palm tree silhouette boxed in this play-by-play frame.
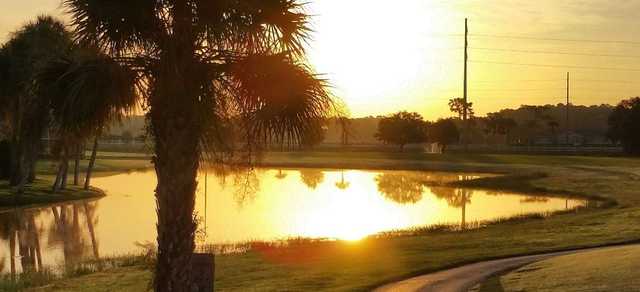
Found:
[63,1,337,289]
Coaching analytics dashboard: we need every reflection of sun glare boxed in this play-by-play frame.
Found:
[294,171,412,241]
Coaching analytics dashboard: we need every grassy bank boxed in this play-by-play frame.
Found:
[479,244,640,292]
[0,179,104,211]
[0,158,152,210]
[14,152,640,291]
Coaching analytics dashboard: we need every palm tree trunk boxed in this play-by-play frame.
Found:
[73,144,80,185]
[153,124,200,292]
[61,154,69,190]
[84,136,99,190]
[53,148,68,192]
[52,161,64,192]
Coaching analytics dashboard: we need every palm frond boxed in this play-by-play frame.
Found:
[196,0,311,56]
[38,54,140,137]
[226,53,339,148]
[64,0,162,54]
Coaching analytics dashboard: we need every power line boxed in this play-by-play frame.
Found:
[473,79,564,83]
[472,88,565,92]
[469,33,640,45]
[470,47,640,59]
[470,60,640,72]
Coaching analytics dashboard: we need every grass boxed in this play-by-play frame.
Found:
[0,157,152,210]
[34,158,153,177]
[7,151,640,291]
[479,245,640,292]
[0,179,104,211]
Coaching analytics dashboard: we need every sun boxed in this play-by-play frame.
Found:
[305,0,459,118]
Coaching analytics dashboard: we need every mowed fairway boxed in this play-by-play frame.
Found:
[12,152,640,291]
[480,244,640,292]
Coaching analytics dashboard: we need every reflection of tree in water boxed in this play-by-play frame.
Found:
[335,171,350,190]
[48,202,100,270]
[299,169,324,189]
[232,169,260,207]
[274,169,287,180]
[0,202,100,278]
[520,196,550,203]
[375,173,424,204]
[0,209,46,277]
[430,175,475,229]
[207,166,261,207]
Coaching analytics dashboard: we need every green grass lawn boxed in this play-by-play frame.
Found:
[480,245,640,292]
[8,152,640,291]
[0,179,104,211]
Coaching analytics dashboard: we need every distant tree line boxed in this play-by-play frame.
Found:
[607,97,640,155]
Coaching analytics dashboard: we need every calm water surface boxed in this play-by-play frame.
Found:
[0,168,586,274]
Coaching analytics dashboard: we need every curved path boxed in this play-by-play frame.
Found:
[373,244,638,292]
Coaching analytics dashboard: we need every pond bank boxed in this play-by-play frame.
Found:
[0,179,105,211]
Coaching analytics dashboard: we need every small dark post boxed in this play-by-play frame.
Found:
[190,253,215,292]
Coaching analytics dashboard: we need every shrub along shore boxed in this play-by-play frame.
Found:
[2,151,639,291]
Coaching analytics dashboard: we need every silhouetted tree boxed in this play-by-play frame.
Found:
[63,2,338,289]
[607,97,640,155]
[0,16,73,194]
[337,117,355,146]
[430,119,459,153]
[448,97,474,119]
[484,113,517,140]
[300,120,326,149]
[38,53,138,191]
[375,111,428,151]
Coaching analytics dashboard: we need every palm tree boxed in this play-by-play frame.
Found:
[63,1,338,290]
[0,16,73,194]
[37,53,139,191]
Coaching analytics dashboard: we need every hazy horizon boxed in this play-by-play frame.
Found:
[2,0,639,119]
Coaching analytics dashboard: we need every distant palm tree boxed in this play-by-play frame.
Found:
[63,1,338,290]
[37,53,139,191]
[0,16,73,194]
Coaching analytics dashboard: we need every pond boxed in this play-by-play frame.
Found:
[0,168,587,274]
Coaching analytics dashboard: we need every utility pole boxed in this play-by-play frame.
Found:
[566,72,570,145]
[204,169,208,238]
[463,18,469,151]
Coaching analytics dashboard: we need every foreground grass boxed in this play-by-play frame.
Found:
[480,245,640,292]
[15,152,640,291]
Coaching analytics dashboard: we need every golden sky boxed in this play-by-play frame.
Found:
[2,0,639,119]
